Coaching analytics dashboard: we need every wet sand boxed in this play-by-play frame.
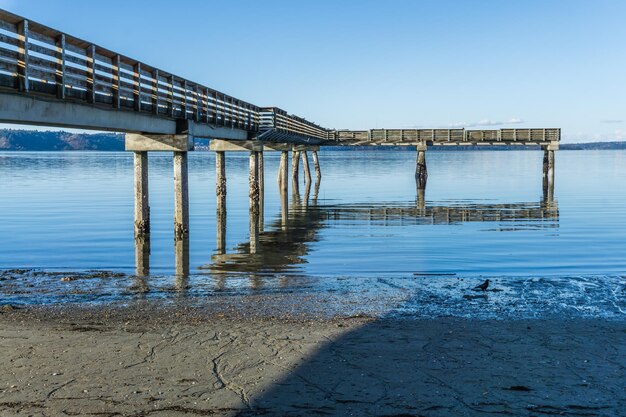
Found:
[0,304,624,417]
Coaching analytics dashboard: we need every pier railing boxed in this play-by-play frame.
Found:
[0,10,263,130]
[259,107,328,140]
[326,128,561,144]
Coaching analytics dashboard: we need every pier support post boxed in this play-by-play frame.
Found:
[292,150,301,195]
[133,151,150,238]
[215,151,226,254]
[542,142,558,202]
[312,150,321,181]
[415,143,428,190]
[249,151,260,253]
[279,150,289,194]
[258,150,264,232]
[302,151,312,185]
[173,151,189,241]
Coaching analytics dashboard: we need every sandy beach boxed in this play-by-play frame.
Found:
[0,304,624,417]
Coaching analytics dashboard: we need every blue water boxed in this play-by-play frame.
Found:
[1,150,625,317]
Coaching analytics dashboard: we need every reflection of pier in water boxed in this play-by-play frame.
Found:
[203,192,559,275]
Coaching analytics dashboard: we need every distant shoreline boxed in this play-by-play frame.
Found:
[1,129,625,151]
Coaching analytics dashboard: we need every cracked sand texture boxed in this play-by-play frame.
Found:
[0,314,624,416]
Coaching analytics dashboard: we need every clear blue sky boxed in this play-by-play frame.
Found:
[1,0,625,142]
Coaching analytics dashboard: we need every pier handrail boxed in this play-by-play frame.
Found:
[0,8,329,139]
[326,128,561,144]
[0,9,262,130]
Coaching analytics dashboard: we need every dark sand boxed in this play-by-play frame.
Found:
[0,304,624,417]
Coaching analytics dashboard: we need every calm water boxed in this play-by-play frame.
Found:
[1,150,625,317]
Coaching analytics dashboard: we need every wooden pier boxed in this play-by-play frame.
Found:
[0,8,560,273]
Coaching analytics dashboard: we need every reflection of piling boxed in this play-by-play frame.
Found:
[303,179,311,207]
[175,236,189,290]
[415,144,427,190]
[134,234,150,277]
[280,187,288,230]
[312,176,320,206]
[417,188,426,211]
[133,151,150,238]
[173,151,189,241]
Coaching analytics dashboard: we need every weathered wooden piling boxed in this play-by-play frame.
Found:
[133,151,150,237]
[415,144,428,190]
[215,150,227,253]
[543,149,555,203]
[302,151,312,185]
[173,151,189,241]
[216,151,226,208]
[292,150,301,194]
[279,150,289,194]
[258,150,264,232]
[249,151,260,254]
[249,151,260,214]
[543,149,555,184]
[312,150,321,181]
[215,151,227,254]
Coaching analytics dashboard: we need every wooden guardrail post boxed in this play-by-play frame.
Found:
[55,34,66,99]
[17,20,29,92]
[87,45,96,103]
